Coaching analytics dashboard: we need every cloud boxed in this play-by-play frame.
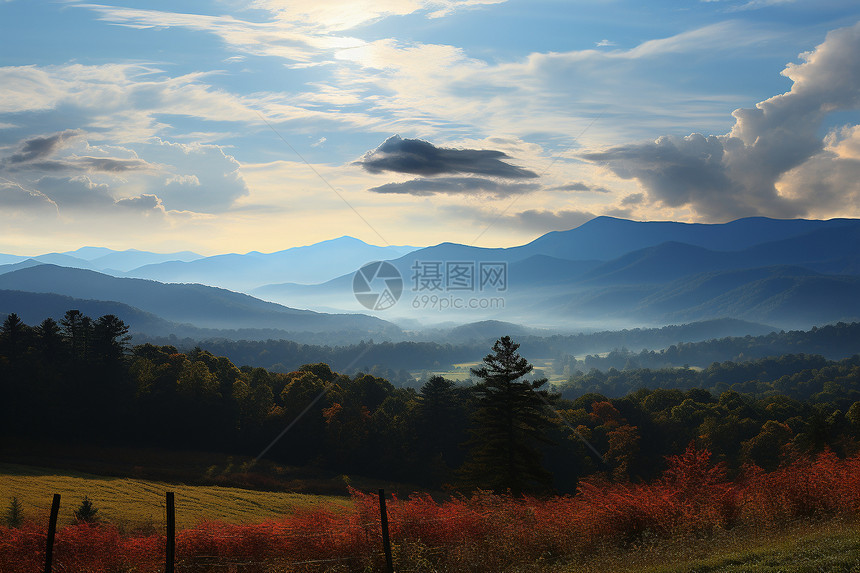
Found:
[140,139,250,212]
[33,175,114,209]
[0,179,58,212]
[595,39,615,47]
[6,129,83,164]
[115,193,166,213]
[582,21,860,221]
[549,182,611,193]
[512,209,597,232]
[357,135,538,178]
[620,192,644,205]
[368,176,540,197]
[74,156,153,173]
[2,131,158,176]
[251,0,507,31]
[728,0,795,12]
[458,205,596,233]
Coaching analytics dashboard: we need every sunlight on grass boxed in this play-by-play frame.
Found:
[0,463,351,532]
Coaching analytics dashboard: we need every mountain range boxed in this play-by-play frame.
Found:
[252,217,860,330]
[1,216,858,340]
[0,237,417,290]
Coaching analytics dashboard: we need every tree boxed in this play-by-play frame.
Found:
[1,313,33,369]
[92,314,131,363]
[459,336,557,494]
[61,310,86,360]
[73,496,99,524]
[5,497,23,528]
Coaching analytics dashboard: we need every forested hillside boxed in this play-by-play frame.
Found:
[3,311,860,492]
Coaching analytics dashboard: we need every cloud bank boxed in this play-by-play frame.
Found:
[582,21,860,221]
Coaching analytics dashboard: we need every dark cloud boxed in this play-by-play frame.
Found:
[6,130,83,164]
[75,156,154,172]
[581,21,860,220]
[356,135,539,179]
[7,156,154,173]
[549,182,611,193]
[3,131,155,175]
[621,192,644,205]
[368,176,540,197]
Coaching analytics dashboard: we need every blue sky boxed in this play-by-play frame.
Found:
[1,0,859,255]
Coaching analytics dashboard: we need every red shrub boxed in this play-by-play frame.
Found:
[3,450,859,571]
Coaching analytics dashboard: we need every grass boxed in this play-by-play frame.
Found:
[646,524,860,573]
[558,519,860,573]
[0,462,351,533]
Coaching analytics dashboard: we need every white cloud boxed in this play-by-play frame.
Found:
[582,21,860,221]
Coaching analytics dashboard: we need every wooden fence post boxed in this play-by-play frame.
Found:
[165,492,175,573]
[44,493,60,573]
[378,489,394,573]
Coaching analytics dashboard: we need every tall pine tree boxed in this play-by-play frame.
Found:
[459,336,556,494]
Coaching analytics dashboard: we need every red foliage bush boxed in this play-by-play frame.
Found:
[2,449,858,571]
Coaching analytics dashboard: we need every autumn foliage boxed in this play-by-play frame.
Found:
[2,447,859,572]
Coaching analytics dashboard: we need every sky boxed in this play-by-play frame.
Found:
[1,0,859,255]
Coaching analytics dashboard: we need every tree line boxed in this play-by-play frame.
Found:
[2,311,860,493]
[130,321,860,385]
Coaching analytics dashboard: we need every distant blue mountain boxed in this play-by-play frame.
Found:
[512,216,859,261]
[86,249,203,272]
[0,247,204,274]
[124,236,417,291]
[3,217,859,332]
[252,217,860,329]
[0,264,400,335]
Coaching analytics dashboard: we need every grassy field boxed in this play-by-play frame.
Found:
[563,519,860,573]
[0,462,351,533]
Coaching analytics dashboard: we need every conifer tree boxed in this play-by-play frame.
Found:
[5,497,23,528]
[73,496,99,524]
[459,336,557,494]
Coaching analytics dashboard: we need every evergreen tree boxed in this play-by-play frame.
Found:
[414,376,468,470]
[1,313,28,362]
[92,314,131,363]
[5,497,23,528]
[73,496,99,524]
[459,336,557,494]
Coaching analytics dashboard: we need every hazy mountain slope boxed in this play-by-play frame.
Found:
[88,249,203,272]
[0,264,398,334]
[671,273,860,326]
[125,236,418,291]
[0,259,46,275]
[533,266,860,328]
[0,289,176,334]
[512,216,860,261]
